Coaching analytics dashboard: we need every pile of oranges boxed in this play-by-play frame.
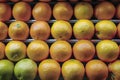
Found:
[1,0,120,80]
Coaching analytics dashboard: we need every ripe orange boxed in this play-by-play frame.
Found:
[51,20,72,40]
[96,40,119,62]
[73,40,95,62]
[86,60,108,80]
[0,42,5,59]
[95,1,115,20]
[30,21,50,40]
[50,40,72,62]
[62,59,85,80]
[117,23,120,38]
[73,19,94,40]
[38,59,60,80]
[13,2,31,21]
[32,2,52,21]
[95,20,117,40]
[27,40,49,62]
[0,3,11,21]
[9,21,29,41]
[74,2,93,19]
[53,2,73,20]
[0,22,8,40]
[5,41,26,62]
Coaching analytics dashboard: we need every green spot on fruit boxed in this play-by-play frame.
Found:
[16,24,21,28]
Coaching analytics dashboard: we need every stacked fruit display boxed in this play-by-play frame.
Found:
[0,0,120,80]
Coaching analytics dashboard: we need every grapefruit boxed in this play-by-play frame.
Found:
[50,40,72,62]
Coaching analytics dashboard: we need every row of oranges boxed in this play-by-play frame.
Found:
[0,1,120,22]
[0,39,120,63]
[0,20,120,41]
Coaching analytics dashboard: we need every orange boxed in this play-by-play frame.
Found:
[74,2,93,19]
[0,22,8,40]
[27,40,49,62]
[5,41,26,62]
[62,59,85,80]
[9,21,29,41]
[95,1,115,20]
[117,23,120,38]
[96,40,119,62]
[51,20,72,40]
[32,2,52,21]
[53,2,73,20]
[13,2,31,21]
[95,20,117,40]
[38,59,60,80]
[73,19,94,40]
[30,21,50,40]
[50,40,72,62]
[73,40,95,62]
[0,3,11,21]
[86,60,108,80]
[0,42,5,59]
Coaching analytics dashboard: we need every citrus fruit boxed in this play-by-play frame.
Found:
[14,58,37,80]
[27,40,49,62]
[13,2,31,21]
[86,60,108,80]
[50,40,72,62]
[32,2,52,21]
[74,2,93,19]
[0,22,8,40]
[108,60,120,80]
[95,1,115,20]
[53,2,73,20]
[116,4,120,19]
[62,59,85,80]
[51,20,72,40]
[117,23,120,38]
[0,3,11,21]
[95,20,117,39]
[5,41,26,62]
[0,42,5,59]
[96,40,119,62]
[0,59,14,80]
[9,21,29,41]
[73,40,95,62]
[38,59,60,80]
[30,21,50,40]
[73,19,94,40]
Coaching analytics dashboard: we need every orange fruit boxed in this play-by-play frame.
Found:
[0,22,8,40]
[86,60,108,80]
[108,60,120,80]
[73,40,95,62]
[73,19,94,40]
[38,59,60,80]
[74,2,93,19]
[95,1,115,20]
[50,40,72,62]
[95,20,117,40]
[30,21,50,40]
[27,40,49,62]
[62,59,85,80]
[117,23,120,38]
[5,41,26,62]
[9,21,29,41]
[13,2,31,21]
[116,4,120,19]
[0,42,5,59]
[0,3,11,21]
[32,2,52,21]
[96,40,119,62]
[53,2,73,20]
[51,20,72,40]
